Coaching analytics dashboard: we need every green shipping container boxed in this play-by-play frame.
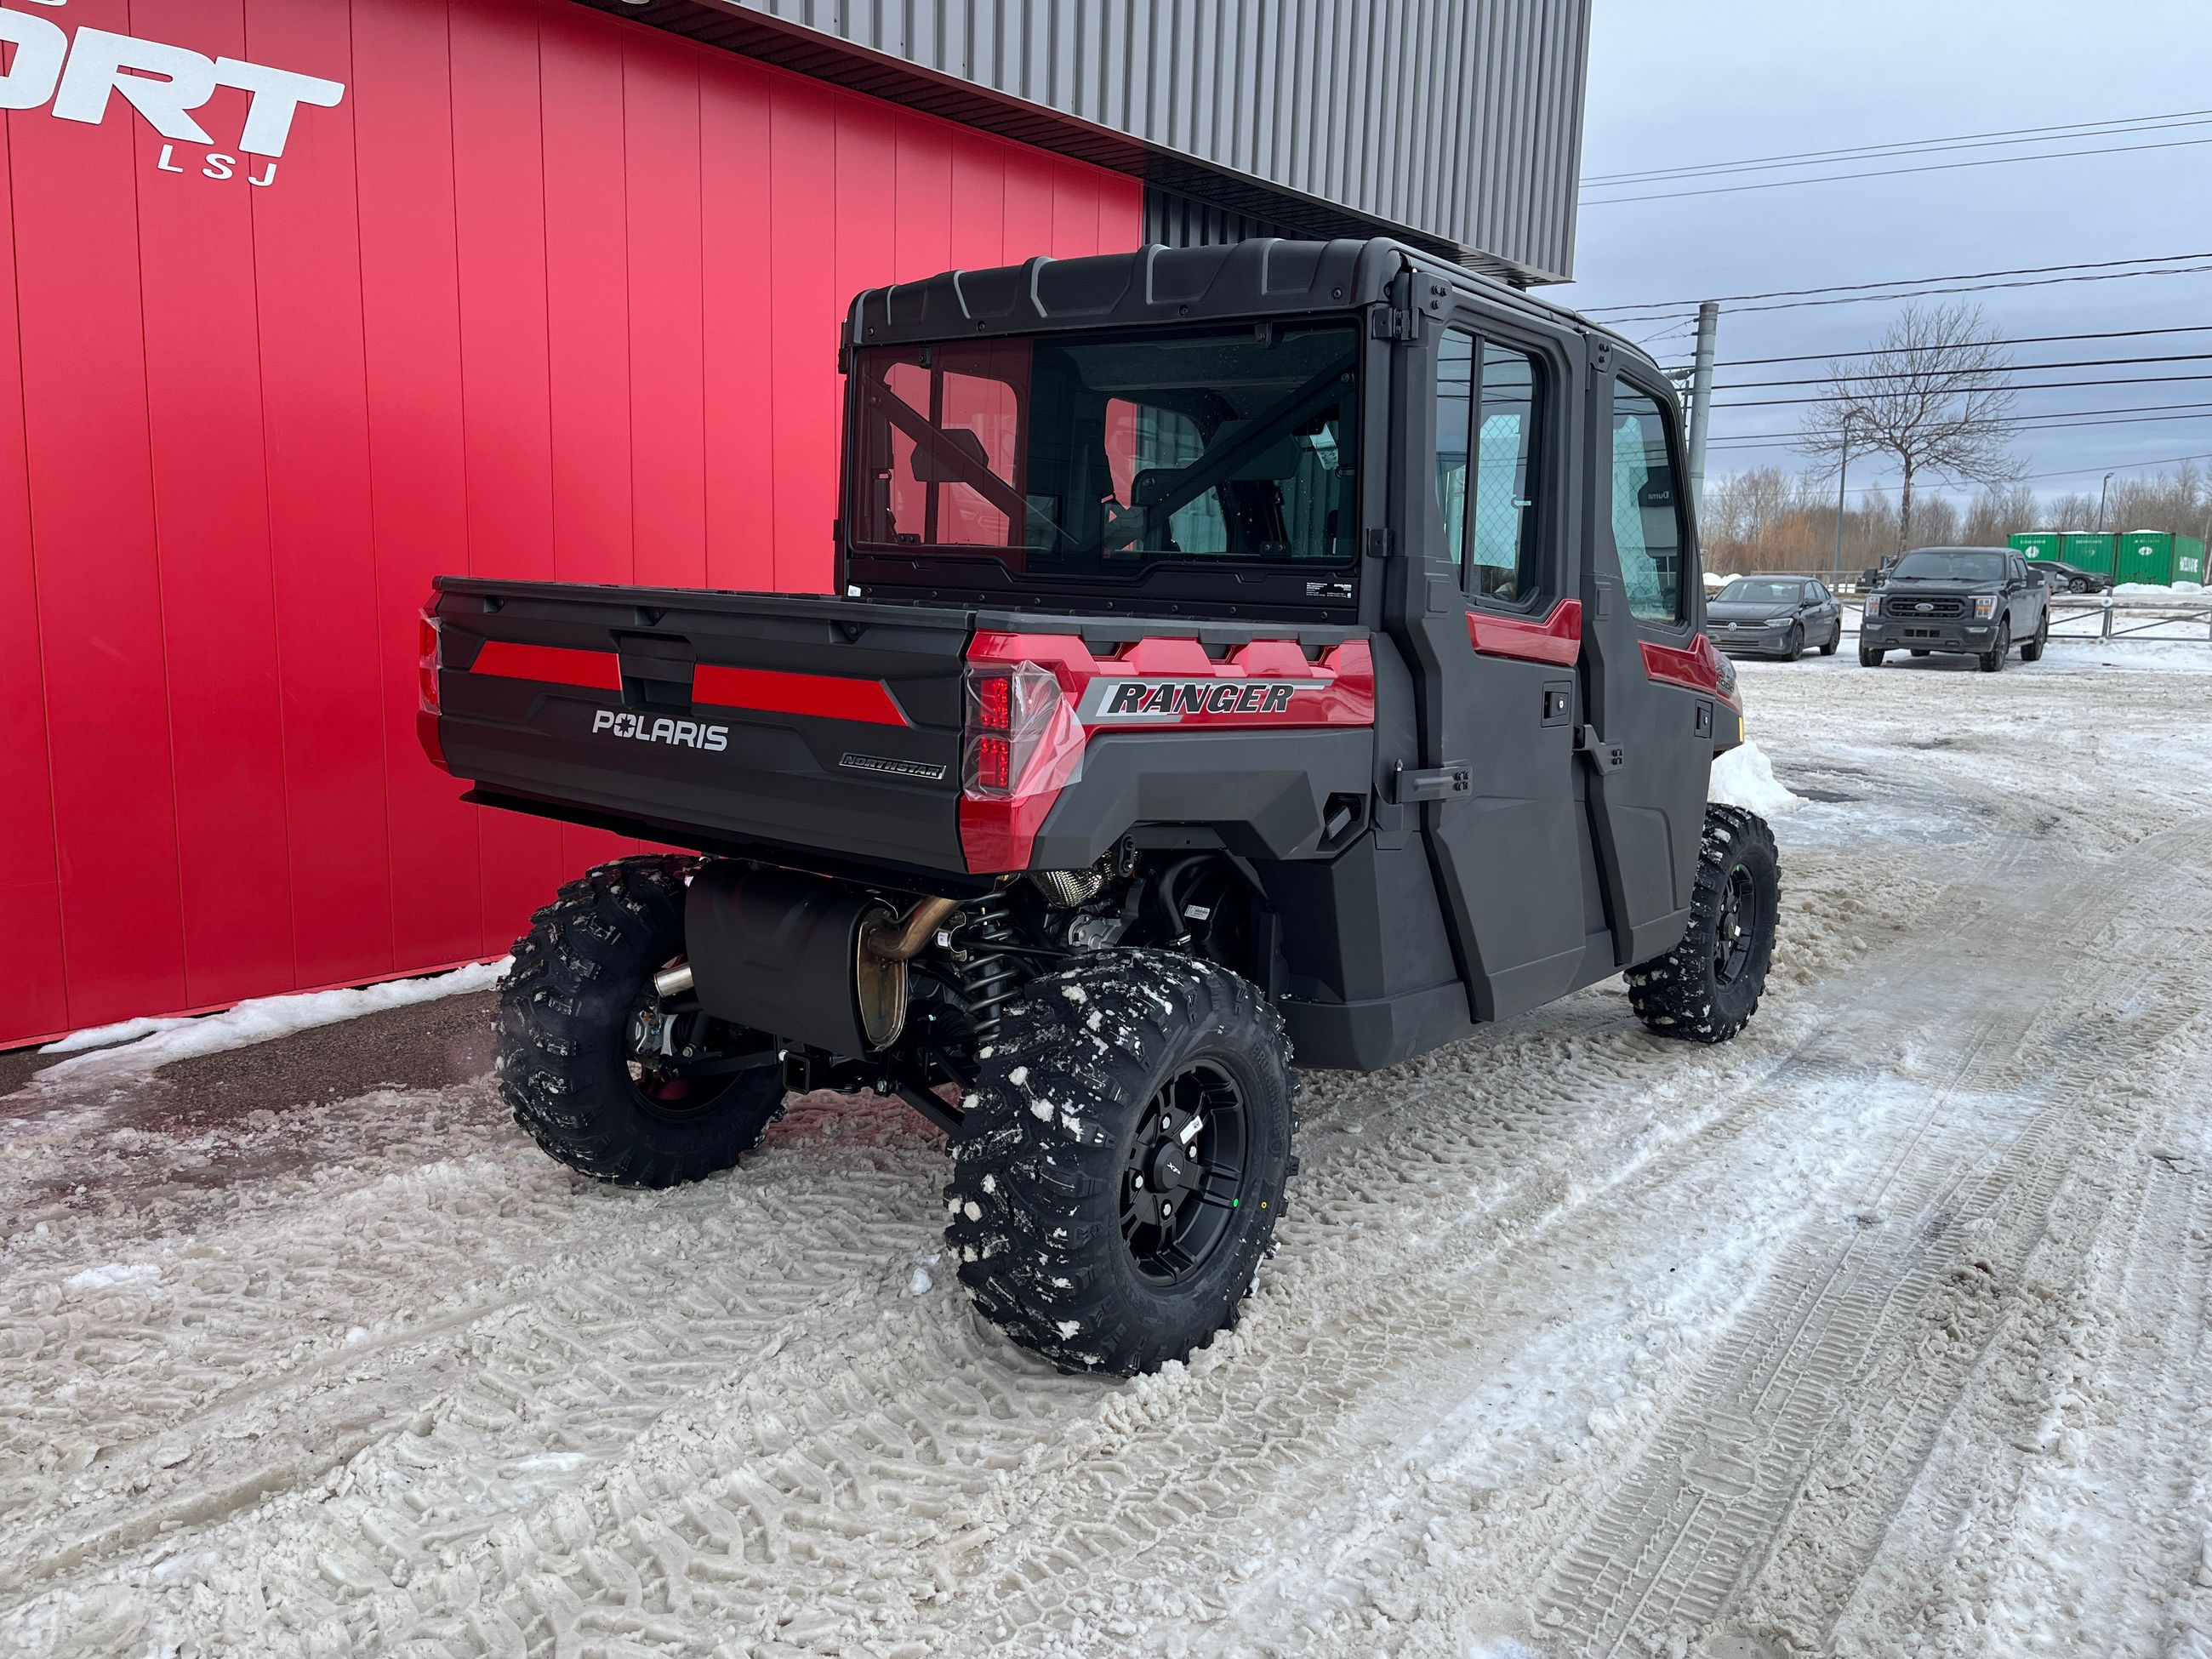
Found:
[2114,530,2208,586]
[2057,531,2115,577]
[2010,530,2062,562]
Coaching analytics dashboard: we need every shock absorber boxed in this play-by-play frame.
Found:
[954,892,1026,1045]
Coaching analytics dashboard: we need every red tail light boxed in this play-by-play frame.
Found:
[959,662,1086,869]
[416,606,448,772]
[418,609,442,712]
[972,734,1012,791]
[961,664,1069,801]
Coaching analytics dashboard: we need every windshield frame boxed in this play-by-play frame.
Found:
[1891,549,2007,582]
[841,316,1369,617]
[1714,579,1804,605]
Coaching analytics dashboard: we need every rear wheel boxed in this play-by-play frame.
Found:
[1628,805,1778,1045]
[498,856,787,1187]
[945,950,1295,1377]
[1979,620,2010,673]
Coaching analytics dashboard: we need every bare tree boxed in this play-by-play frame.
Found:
[1962,480,2038,546]
[1797,301,2020,552]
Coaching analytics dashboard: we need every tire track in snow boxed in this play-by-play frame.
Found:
[1531,840,2212,1656]
[0,855,1881,1657]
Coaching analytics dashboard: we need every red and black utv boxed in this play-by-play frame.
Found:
[419,238,1776,1377]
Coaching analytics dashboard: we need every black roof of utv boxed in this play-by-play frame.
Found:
[845,237,1661,377]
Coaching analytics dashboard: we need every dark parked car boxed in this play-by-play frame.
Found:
[2031,558,2112,595]
[1861,546,2049,671]
[1706,577,1844,658]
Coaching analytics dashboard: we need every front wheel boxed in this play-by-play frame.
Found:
[1860,645,1886,667]
[1819,622,1841,656]
[1777,623,1804,660]
[1979,620,2010,673]
[498,857,788,1188]
[2021,610,2049,662]
[1628,805,1779,1045]
[945,951,1296,1377]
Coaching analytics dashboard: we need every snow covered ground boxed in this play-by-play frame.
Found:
[4,645,2211,1658]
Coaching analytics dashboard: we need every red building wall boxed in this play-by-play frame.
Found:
[0,0,1142,1047]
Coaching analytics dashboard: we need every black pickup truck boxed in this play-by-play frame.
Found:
[419,238,1777,1376]
[1860,545,2050,670]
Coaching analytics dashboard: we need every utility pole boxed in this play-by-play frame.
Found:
[1832,417,1852,581]
[2097,470,2115,529]
[1685,300,1719,520]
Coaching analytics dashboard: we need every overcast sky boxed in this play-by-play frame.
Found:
[1558,1,2212,508]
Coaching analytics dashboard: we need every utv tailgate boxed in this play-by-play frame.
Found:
[430,578,972,874]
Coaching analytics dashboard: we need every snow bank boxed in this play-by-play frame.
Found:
[1709,739,1804,815]
[37,959,509,1085]
[38,1013,196,1055]
[2112,580,2203,596]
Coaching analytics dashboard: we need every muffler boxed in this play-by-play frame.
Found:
[681,866,959,1055]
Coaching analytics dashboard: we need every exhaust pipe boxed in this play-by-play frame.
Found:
[864,895,962,963]
[655,892,962,1044]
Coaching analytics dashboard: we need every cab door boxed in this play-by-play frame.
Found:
[1399,307,1591,1021]
[1576,356,1715,967]
[2004,552,2038,636]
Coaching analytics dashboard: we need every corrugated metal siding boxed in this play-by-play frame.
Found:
[723,0,1591,282]
[0,0,1140,1047]
[1142,186,1296,249]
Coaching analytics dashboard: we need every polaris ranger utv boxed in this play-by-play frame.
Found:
[419,238,1776,1377]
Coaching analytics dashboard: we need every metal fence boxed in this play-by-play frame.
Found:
[1710,573,2212,645]
[1821,595,2212,646]
[2043,596,2212,643]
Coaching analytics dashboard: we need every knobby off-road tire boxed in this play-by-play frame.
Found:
[944,950,1296,1377]
[499,855,787,1188]
[1628,804,1780,1046]
[2021,609,2049,663]
[1979,619,2010,673]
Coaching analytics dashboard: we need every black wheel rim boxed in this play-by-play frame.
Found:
[1119,1062,1249,1286]
[624,960,748,1118]
[1713,863,1761,986]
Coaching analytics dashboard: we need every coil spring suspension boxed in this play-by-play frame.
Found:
[955,892,1027,1044]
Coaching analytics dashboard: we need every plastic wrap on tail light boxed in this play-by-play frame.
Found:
[416,607,448,772]
[961,663,1080,800]
[959,662,1087,870]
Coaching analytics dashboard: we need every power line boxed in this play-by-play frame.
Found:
[2013,453,2211,484]
[1706,451,2212,500]
[1713,372,2212,412]
[1581,251,2212,316]
[1675,322,2212,373]
[1707,398,2212,442]
[1582,110,2212,189]
[1605,261,2212,328]
[1707,406,2212,448]
[1580,133,2212,207]
[1714,350,2212,395]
